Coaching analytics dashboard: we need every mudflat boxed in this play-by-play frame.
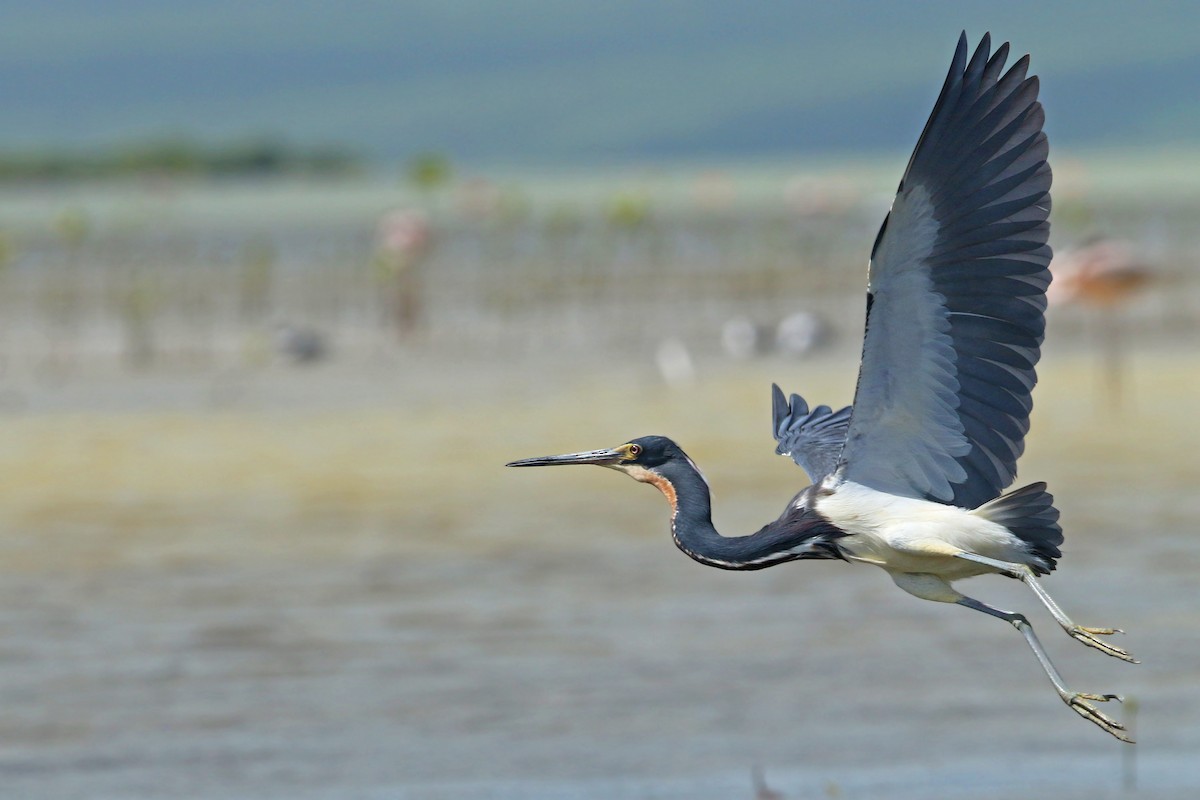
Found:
[0,349,1196,798]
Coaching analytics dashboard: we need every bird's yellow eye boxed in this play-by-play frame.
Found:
[627,443,642,457]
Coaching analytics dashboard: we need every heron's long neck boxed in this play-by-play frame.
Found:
[649,460,842,571]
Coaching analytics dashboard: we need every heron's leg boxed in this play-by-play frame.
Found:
[953,552,1136,663]
[956,595,1132,743]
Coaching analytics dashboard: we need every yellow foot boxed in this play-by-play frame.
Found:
[1069,625,1138,663]
[1066,692,1133,743]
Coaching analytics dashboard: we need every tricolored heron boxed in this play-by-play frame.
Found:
[508,33,1135,742]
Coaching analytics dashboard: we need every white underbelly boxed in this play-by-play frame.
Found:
[816,480,1031,580]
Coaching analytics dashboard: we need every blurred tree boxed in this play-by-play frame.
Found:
[0,230,12,271]
[53,208,90,247]
[406,152,453,193]
[607,192,652,230]
[119,269,161,368]
[0,230,13,369]
[238,237,276,324]
[43,208,91,369]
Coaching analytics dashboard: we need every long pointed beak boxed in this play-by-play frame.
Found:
[506,448,624,468]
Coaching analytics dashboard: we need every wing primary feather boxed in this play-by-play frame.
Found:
[981,41,1011,84]
[894,32,969,193]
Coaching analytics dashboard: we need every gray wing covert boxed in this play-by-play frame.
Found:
[771,384,851,485]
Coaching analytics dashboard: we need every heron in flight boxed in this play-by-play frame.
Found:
[508,33,1135,741]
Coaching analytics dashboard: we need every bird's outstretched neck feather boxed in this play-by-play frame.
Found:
[648,458,845,571]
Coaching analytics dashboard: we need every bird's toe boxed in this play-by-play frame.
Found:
[1069,626,1138,663]
[1078,625,1123,635]
[1075,692,1122,703]
[1066,693,1134,743]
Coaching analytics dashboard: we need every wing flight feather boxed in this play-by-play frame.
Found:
[838,32,1052,509]
[771,384,851,485]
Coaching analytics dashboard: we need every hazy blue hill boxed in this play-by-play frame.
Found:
[1,0,1197,165]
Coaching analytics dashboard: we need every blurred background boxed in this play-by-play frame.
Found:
[1,2,1197,798]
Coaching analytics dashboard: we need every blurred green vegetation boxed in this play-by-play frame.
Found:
[0,139,363,181]
[406,152,453,193]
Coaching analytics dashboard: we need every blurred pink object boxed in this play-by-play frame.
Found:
[1049,238,1157,411]
[782,174,859,216]
[376,209,432,261]
[374,209,434,339]
[1048,238,1153,308]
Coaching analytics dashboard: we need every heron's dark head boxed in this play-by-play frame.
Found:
[508,435,714,523]
[506,435,702,486]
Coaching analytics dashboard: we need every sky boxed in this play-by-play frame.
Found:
[2,1,1198,165]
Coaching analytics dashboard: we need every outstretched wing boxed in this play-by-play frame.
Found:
[838,32,1052,509]
[772,384,852,484]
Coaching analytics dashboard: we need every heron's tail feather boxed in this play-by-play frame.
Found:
[974,482,1063,574]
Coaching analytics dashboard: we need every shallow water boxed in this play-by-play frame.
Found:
[0,352,1196,798]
